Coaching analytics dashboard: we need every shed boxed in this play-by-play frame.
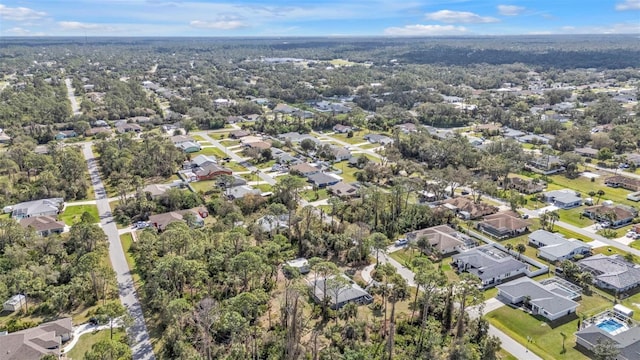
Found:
[614,304,634,318]
[3,294,26,312]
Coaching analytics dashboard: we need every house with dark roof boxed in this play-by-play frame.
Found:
[542,189,582,209]
[477,211,531,239]
[452,244,529,288]
[441,197,499,220]
[19,216,65,236]
[273,103,298,114]
[605,175,640,192]
[505,177,545,194]
[54,130,77,140]
[272,149,303,165]
[578,254,640,293]
[147,209,205,231]
[405,225,470,256]
[142,184,172,199]
[7,198,64,220]
[583,205,637,228]
[229,129,251,139]
[328,182,359,198]
[0,318,72,360]
[528,230,592,262]
[194,163,232,181]
[497,277,580,321]
[116,123,142,133]
[576,309,640,360]
[363,134,394,145]
[307,172,341,188]
[575,147,599,158]
[310,275,373,310]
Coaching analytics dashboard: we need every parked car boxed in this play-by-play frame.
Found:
[395,238,408,246]
[133,221,149,229]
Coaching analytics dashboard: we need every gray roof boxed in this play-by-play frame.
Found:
[578,254,640,290]
[10,198,64,219]
[530,230,591,259]
[311,275,372,307]
[307,172,340,186]
[257,214,289,232]
[226,185,261,199]
[192,154,217,167]
[498,277,579,315]
[576,323,640,359]
[544,189,581,204]
[453,245,528,281]
[529,230,567,246]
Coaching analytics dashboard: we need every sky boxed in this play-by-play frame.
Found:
[0,0,638,37]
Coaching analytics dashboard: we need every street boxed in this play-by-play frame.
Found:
[81,143,156,360]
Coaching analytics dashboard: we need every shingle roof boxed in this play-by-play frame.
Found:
[578,254,640,290]
[19,216,65,233]
[498,277,579,315]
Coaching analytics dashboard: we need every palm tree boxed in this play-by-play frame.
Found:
[505,243,514,252]
[516,243,526,260]
[548,210,560,231]
[596,189,605,205]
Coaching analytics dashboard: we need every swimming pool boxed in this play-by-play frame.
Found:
[597,319,624,333]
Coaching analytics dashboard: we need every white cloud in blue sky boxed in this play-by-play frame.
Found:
[0,0,638,36]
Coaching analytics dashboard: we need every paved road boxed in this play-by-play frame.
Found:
[584,163,640,180]
[81,144,156,360]
[312,131,383,160]
[194,132,276,186]
[64,78,82,115]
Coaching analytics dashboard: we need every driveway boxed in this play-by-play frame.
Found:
[81,143,156,360]
[62,320,123,354]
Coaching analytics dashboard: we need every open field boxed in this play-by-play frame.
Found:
[301,188,329,202]
[60,204,99,225]
[196,146,227,158]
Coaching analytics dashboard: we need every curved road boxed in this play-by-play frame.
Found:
[81,144,156,360]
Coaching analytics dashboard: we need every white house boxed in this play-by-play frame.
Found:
[497,277,579,321]
[542,189,582,209]
[528,230,592,262]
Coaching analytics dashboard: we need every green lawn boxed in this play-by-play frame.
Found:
[487,290,613,360]
[331,131,367,145]
[191,180,216,193]
[66,327,126,359]
[191,134,206,141]
[60,205,99,225]
[256,183,273,193]
[630,240,640,251]
[358,143,379,150]
[255,159,277,170]
[225,161,248,172]
[388,250,459,282]
[301,188,329,202]
[196,147,227,158]
[546,173,637,208]
[557,207,593,228]
[338,165,359,183]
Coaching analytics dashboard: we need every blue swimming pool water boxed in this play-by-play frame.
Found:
[597,319,624,333]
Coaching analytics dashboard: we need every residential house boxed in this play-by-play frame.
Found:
[310,275,374,310]
[284,258,309,276]
[213,98,236,108]
[226,116,245,124]
[505,177,545,194]
[502,128,526,139]
[257,214,289,232]
[627,191,640,202]
[542,189,583,209]
[528,230,592,262]
[452,244,528,288]
[240,136,264,146]
[116,123,142,133]
[497,277,579,321]
[0,317,73,360]
[575,309,640,360]
[332,124,353,133]
[194,163,232,181]
[363,134,394,145]
[177,141,201,153]
[278,132,319,144]
[245,114,262,122]
[19,216,65,236]
[246,141,272,150]
[405,225,469,256]
[517,134,550,144]
[148,209,205,231]
[441,197,499,220]
[578,254,640,293]
[3,294,26,312]
[272,149,302,166]
[330,145,351,161]
[54,130,77,140]
[583,205,637,228]
[526,154,565,175]
[170,135,195,144]
[273,103,297,114]
[328,182,359,198]
[395,122,418,134]
[477,211,530,239]
[85,127,111,137]
[605,175,640,192]
[7,198,64,220]
[307,172,341,188]
[225,185,261,200]
[623,153,640,167]
[575,147,599,158]
[229,129,251,139]
[290,163,320,177]
[142,184,172,199]
[191,154,217,168]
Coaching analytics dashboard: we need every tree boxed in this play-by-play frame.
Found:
[85,338,132,360]
[416,266,447,355]
[454,273,482,339]
[370,232,389,267]
[300,138,317,154]
[547,210,560,231]
[386,273,408,360]
[592,338,620,360]
[96,302,127,340]
[515,243,526,260]
[596,189,605,205]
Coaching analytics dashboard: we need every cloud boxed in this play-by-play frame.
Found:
[384,24,468,36]
[0,4,47,21]
[58,21,113,31]
[497,5,525,16]
[425,10,499,23]
[189,20,247,30]
[616,0,640,10]
[5,27,45,36]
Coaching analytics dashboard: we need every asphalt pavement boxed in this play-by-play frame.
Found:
[82,143,156,360]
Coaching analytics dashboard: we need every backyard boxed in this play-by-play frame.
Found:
[65,328,128,360]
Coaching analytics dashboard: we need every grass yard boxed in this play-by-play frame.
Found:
[497,349,518,360]
[557,207,593,228]
[191,134,206,141]
[256,183,273,193]
[331,131,367,145]
[65,328,128,360]
[362,153,382,163]
[60,204,99,225]
[593,245,637,262]
[630,240,640,250]
[487,290,613,360]
[547,174,637,208]
[196,147,227,158]
[225,161,248,172]
[358,143,380,150]
[191,180,216,193]
[301,188,329,202]
[339,165,359,183]
[388,250,459,282]
[256,159,277,170]
[554,225,593,242]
